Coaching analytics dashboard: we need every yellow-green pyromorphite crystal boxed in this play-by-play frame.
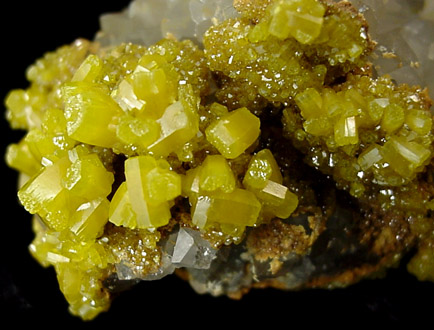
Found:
[4,0,434,321]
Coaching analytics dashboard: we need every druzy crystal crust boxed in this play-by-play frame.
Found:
[4,0,434,320]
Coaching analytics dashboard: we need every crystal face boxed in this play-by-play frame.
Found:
[3,0,434,321]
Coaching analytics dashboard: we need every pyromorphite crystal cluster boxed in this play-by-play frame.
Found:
[4,0,434,320]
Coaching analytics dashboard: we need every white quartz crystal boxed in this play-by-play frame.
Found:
[353,0,434,103]
[421,0,434,22]
[96,0,238,47]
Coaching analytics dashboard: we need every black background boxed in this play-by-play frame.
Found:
[1,1,433,327]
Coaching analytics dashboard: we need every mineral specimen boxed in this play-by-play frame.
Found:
[4,0,434,321]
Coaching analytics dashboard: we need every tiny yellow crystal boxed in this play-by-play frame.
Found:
[69,198,110,241]
[243,149,298,220]
[62,83,122,148]
[205,107,261,159]
[147,94,200,157]
[199,155,236,193]
[109,155,180,229]
[192,188,262,229]
[269,0,326,44]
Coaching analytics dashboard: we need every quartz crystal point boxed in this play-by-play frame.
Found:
[171,227,217,269]
[4,0,434,321]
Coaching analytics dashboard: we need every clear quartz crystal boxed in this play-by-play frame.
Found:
[123,226,218,281]
[171,227,217,269]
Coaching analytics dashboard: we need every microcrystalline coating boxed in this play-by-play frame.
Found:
[4,0,434,321]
